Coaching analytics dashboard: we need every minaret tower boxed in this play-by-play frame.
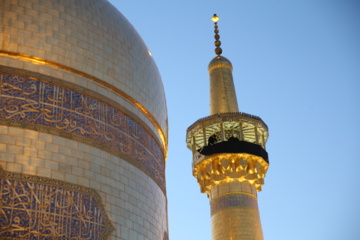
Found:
[186,14,270,240]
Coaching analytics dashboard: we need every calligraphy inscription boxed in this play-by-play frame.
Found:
[0,72,165,192]
[0,167,114,239]
[210,193,258,215]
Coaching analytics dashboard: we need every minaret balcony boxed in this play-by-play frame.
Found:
[186,112,269,168]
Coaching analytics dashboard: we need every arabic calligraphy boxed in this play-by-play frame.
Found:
[0,167,114,239]
[0,72,165,193]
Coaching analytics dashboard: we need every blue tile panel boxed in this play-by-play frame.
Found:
[0,71,165,193]
[0,167,114,240]
[210,193,258,216]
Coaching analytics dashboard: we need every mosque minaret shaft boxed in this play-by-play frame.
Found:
[186,14,270,240]
[209,55,239,114]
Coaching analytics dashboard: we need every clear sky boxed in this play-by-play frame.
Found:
[109,1,360,239]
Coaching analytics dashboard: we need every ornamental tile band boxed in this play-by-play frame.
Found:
[210,193,258,216]
[0,71,166,193]
[0,167,114,239]
[0,50,168,155]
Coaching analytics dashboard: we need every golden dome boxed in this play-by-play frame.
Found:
[208,56,233,72]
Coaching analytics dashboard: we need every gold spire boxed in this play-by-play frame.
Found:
[209,14,239,114]
[212,14,222,56]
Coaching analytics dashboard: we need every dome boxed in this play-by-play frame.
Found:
[208,56,233,73]
[1,0,167,146]
[0,1,168,239]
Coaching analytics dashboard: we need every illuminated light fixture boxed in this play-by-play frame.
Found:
[148,50,152,56]
[211,14,220,22]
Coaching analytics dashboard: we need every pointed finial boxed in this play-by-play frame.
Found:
[212,14,222,56]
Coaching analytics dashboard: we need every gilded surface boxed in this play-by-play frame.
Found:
[0,71,166,193]
[193,153,268,193]
[208,56,233,72]
[211,208,264,240]
[210,193,258,216]
[0,167,114,239]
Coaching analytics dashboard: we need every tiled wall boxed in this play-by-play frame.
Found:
[209,181,264,240]
[0,71,165,193]
[0,0,167,134]
[211,207,263,240]
[0,0,169,239]
[0,126,168,239]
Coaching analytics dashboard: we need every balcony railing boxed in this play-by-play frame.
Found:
[186,112,269,153]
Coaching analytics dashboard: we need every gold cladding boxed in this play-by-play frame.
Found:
[193,153,269,194]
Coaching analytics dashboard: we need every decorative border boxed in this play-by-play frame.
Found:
[0,69,166,193]
[0,50,167,154]
[0,167,114,239]
[210,193,258,216]
[0,64,165,154]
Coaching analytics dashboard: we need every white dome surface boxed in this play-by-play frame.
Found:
[1,0,167,141]
[0,1,169,239]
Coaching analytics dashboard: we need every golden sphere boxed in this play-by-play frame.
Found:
[215,47,223,55]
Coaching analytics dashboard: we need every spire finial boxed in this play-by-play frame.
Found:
[212,14,222,56]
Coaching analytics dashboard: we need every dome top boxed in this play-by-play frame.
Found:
[208,56,233,73]
[0,0,168,148]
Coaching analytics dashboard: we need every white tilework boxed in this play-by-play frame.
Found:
[0,127,168,239]
[0,0,168,138]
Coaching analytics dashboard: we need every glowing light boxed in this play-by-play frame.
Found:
[212,14,220,22]
[148,50,152,56]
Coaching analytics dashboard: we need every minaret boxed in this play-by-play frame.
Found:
[186,14,270,240]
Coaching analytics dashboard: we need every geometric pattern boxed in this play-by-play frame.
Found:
[0,167,114,239]
[210,193,258,216]
[0,70,165,193]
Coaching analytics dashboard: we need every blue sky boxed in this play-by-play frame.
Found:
[110,1,360,239]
